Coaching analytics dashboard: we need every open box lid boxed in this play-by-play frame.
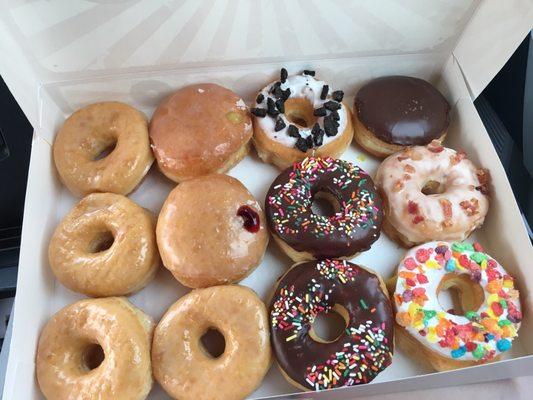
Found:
[0,0,532,130]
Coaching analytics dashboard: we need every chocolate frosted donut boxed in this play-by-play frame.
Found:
[353,76,450,158]
[269,260,394,391]
[265,157,382,261]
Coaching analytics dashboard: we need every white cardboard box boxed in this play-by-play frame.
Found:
[1,1,533,399]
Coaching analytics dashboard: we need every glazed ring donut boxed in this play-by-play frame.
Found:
[36,297,153,400]
[375,142,490,247]
[353,76,449,158]
[265,157,382,261]
[150,83,252,182]
[152,285,271,400]
[53,102,153,196]
[269,260,394,391]
[157,174,268,288]
[391,241,522,371]
[49,193,159,297]
[252,69,353,169]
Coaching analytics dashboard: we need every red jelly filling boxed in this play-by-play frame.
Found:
[237,205,260,233]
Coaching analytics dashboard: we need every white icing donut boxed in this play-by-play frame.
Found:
[375,142,490,246]
[394,241,521,365]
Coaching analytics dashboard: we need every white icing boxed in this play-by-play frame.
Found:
[375,146,489,243]
[255,74,347,148]
[395,241,521,361]
[198,88,204,93]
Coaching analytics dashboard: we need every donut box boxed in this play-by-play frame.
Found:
[1,1,533,399]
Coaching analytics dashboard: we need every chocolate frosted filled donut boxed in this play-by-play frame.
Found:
[269,260,394,391]
[265,157,382,261]
[354,76,450,158]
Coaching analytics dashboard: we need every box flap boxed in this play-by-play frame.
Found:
[0,0,480,126]
[453,0,533,99]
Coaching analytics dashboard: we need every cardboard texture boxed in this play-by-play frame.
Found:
[0,1,532,399]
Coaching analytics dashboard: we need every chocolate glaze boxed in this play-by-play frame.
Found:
[265,158,382,259]
[355,76,450,146]
[269,260,394,390]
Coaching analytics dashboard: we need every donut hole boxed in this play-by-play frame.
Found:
[82,343,105,371]
[199,327,226,359]
[421,179,445,195]
[437,274,485,315]
[92,137,117,161]
[284,98,317,128]
[309,304,348,343]
[88,230,115,253]
[311,191,340,217]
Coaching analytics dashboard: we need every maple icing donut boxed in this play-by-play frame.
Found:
[49,193,159,297]
[375,141,490,247]
[53,102,153,196]
[265,157,382,261]
[353,76,450,158]
[36,297,153,400]
[252,69,353,169]
[269,260,394,391]
[150,83,252,182]
[392,241,522,371]
[152,285,271,400]
[157,174,268,288]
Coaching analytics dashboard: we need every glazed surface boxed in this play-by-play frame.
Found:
[394,241,521,362]
[152,285,271,400]
[149,83,252,181]
[266,157,382,258]
[375,143,489,245]
[270,260,393,390]
[48,193,159,297]
[53,102,153,196]
[157,174,268,288]
[36,297,153,400]
[355,76,450,146]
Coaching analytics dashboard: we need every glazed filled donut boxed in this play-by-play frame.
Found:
[152,285,271,400]
[269,260,393,391]
[36,297,153,400]
[150,83,252,182]
[157,174,268,288]
[49,193,159,297]
[391,241,522,371]
[265,157,382,261]
[375,141,490,247]
[53,102,153,196]
[252,69,353,169]
[354,76,450,158]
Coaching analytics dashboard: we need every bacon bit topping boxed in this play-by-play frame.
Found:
[393,180,404,192]
[460,198,479,216]
[475,168,491,195]
[404,164,415,173]
[450,150,467,165]
[428,140,444,153]
[439,198,452,219]
[412,215,424,224]
[397,155,409,162]
[404,174,411,180]
[407,200,419,214]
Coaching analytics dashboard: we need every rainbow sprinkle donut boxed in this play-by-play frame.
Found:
[393,241,522,370]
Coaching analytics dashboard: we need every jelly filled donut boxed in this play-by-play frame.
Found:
[150,83,252,182]
[49,193,159,297]
[265,157,382,261]
[391,241,522,371]
[36,297,153,400]
[375,142,490,247]
[157,174,268,288]
[252,69,353,169]
[152,285,271,400]
[269,260,394,391]
[354,76,450,158]
[53,102,153,196]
